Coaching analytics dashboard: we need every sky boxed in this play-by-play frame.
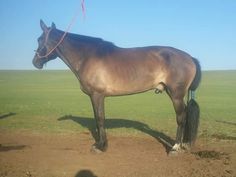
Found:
[0,0,236,70]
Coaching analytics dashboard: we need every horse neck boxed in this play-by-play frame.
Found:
[50,29,85,77]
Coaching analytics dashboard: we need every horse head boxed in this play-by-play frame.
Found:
[32,20,58,69]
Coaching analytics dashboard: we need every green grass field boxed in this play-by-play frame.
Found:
[0,70,236,139]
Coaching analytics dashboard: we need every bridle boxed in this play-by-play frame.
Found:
[35,28,68,59]
[34,0,85,59]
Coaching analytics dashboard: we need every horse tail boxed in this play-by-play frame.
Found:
[189,57,201,91]
[183,57,201,146]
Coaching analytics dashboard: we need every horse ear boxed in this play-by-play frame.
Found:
[40,19,48,32]
[51,22,56,29]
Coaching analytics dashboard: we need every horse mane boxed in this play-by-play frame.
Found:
[53,29,117,56]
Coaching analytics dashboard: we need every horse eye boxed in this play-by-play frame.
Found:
[37,37,41,43]
[37,36,44,43]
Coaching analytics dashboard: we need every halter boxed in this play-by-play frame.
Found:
[35,28,68,59]
[35,0,85,59]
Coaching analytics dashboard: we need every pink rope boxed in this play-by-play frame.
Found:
[37,0,85,58]
[81,0,86,19]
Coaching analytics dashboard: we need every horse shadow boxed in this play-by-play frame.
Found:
[0,112,16,120]
[0,144,27,152]
[74,170,97,177]
[58,115,175,153]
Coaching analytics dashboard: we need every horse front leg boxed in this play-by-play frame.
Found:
[90,93,108,152]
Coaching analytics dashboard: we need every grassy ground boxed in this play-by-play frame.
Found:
[0,70,235,139]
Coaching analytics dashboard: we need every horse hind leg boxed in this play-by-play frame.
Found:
[172,98,187,152]
[166,88,187,153]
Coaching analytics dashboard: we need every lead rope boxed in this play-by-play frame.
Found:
[36,0,86,58]
[81,0,86,19]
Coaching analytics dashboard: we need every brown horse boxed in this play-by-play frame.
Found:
[33,20,201,153]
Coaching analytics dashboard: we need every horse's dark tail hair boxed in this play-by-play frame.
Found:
[184,98,200,146]
[183,57,201,146]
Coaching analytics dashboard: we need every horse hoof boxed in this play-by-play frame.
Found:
[90,145,103,154]
[168,143,187,155]
[182,143,191,151]
[168,150,179,156]
[168,149,186,156]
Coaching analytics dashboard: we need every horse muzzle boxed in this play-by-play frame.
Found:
[32,55,44,69]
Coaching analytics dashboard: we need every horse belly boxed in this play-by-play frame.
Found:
[80,54,166,96]
[106,79,153,95]
[103,67,165,96]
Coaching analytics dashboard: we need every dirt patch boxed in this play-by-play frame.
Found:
[0,131,235,177]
